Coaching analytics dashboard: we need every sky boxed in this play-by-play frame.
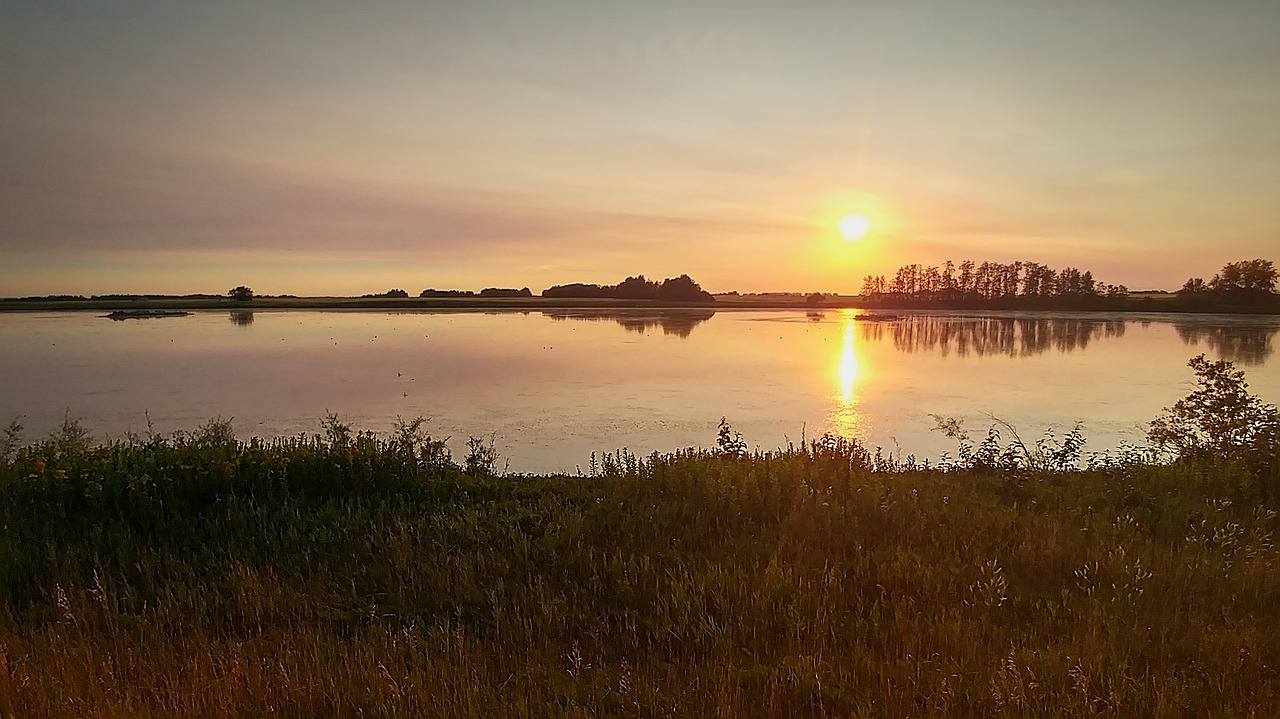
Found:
[2,1,1279,296]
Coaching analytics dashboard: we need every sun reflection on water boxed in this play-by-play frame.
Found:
[831,311,865,437]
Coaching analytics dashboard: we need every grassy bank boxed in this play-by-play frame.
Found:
[2,420,1278,717]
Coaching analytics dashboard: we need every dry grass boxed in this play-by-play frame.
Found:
[1,428,1278,717]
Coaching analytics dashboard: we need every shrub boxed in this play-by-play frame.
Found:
[1149,354,1280,503]
[1148,354,1279,458]
[464,433,500,477]
[1,418,21,461]
[48,410,93,452]
[715,417,747,458]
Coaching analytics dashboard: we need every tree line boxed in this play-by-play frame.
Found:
[541,274,715,303]
[205,259,1277,311]
[1179,259,1277,305]
[852,258,1277,311]
[215,277,713,304]
[860,260,1128,303]
[419,287,533,298]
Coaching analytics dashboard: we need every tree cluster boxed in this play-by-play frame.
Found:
[1180,259,1277,305]
[541,274,715,303]
[419,289,474,297]
[479,287,533,298]
[860,260,1126,303]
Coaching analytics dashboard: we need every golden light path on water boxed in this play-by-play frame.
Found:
[830,309,865,437]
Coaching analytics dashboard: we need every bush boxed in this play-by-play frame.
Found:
[1148,354,1279,458]
[48,410,93,452]
[1149,354,1280,503]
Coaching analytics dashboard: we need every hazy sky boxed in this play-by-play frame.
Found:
[3,1,1278,295]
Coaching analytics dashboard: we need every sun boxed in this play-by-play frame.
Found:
[838,214,870,241]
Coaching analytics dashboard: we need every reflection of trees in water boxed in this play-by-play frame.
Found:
[228,311,254,326]
[867,315,1128,357]
[542,309,715,338]
[1174,324,1277,365]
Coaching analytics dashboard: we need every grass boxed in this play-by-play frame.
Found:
[1,419,1278,717]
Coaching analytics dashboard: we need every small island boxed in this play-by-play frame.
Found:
[101,310,192,320]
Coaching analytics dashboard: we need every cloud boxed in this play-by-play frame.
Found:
[0,131,800,266]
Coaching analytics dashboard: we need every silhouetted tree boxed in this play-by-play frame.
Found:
[479,287,533,297]
[942,260,956,291]
[860,275,888,296]
[227,286,254,302]
[863,258,1126,307]
[541,283,611,298]
[958,260,975,295]
[1210,259,1277,296]
[657,274,715,303]
[615,275,660,299]
[1180,277,1209,294]
[419,289,475,297]
[542,275,714,303]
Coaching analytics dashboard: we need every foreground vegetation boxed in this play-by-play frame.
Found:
[1,361,1278,717]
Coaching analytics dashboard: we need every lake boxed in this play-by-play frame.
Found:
[2,308,1277,473]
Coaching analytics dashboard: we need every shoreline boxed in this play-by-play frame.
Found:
[3,295,1280,315]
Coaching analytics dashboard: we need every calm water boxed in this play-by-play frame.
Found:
[2,308,1278,473]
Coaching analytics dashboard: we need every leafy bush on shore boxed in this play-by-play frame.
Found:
[1148,354,1279,457]
[1149,354,1280,503]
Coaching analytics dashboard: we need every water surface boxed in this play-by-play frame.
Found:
[2,309,1277,472]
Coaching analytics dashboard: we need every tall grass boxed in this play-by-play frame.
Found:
[1,416,1278,717]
